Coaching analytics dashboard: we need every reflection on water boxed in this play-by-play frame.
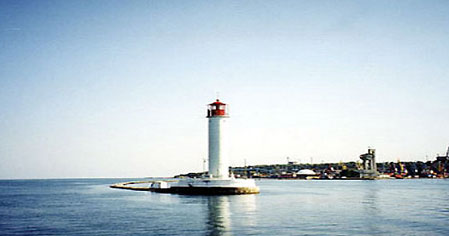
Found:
[207,196,231,236]
[206,195,256,236]
[361,183,381,234]
[362,182,379,214]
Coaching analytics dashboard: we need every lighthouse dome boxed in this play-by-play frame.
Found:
[207,99,228,117]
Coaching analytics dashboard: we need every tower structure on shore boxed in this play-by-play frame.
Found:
[359,148,378,179]
[207,99,229,179]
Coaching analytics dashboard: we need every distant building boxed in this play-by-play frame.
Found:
[296,169,318,179]
[359,148,378,179]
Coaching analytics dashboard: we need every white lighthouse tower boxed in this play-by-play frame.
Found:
[149,98,259,194]
[207,99,229,179]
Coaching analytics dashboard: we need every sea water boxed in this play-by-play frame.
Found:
[0,178,448,235]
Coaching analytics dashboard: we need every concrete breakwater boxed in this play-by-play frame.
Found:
[110,180,177,192]
[110,180,260,195]
[110,181,154,191]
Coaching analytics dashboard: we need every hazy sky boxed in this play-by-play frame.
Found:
[1,0,448,179]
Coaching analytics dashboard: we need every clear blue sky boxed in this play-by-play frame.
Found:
[1,0,448,179]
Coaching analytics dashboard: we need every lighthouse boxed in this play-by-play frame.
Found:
[207,99,229,179]
[146,98,259,194]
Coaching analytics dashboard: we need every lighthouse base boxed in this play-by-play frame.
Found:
[151,178,259,195]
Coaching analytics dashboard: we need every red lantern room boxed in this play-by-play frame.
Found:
[207,99,228,117]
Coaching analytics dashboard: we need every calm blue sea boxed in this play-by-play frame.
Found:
[0,178,448,235]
